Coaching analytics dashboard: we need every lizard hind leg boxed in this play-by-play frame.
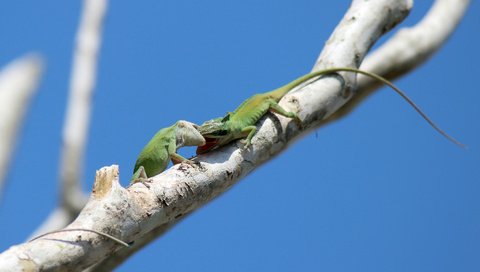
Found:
[130,166,153,188]
[268,100,303,128]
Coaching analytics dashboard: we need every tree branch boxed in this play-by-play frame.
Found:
[0,1,415,270]
[60,0,108,213]
[325,0,470,123]
[0,54,43,202]
[30,0,108,238]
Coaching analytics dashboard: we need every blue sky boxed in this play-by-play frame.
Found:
[1,1,479,271]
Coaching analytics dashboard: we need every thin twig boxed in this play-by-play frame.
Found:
[30,228,131,248]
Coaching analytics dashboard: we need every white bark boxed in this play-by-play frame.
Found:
[0,54,43,199]
[0,0,470,270]
[31,0,108,238]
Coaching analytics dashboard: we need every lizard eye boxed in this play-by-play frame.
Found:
[221,114,230,122]
[211,130,228,136]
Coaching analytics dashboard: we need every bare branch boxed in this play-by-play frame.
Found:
[0,54,43,200]
[31,0,109,237]
[325,0,470,123]
[0,1,415,270]
[60,0,108,211]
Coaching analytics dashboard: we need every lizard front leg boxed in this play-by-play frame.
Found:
[170,153,188,165]
[171,152,200,169]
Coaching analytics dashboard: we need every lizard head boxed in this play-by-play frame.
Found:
[196,114,233,154]
[175,120,206,148]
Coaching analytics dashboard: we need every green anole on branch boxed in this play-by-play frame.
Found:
[196,67,464,154]
[28,123,206,248]
[28,122,206,248]
[131,120,205,184]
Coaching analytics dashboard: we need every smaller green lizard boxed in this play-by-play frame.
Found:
[131,120,205,184]
[197,67,464,154]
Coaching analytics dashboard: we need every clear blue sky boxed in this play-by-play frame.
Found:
[1,1,479,271]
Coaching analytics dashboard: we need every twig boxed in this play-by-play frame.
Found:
[30,228,131,248]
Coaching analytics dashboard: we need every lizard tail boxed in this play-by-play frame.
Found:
[330,67,466,149]
[270,67,465,148]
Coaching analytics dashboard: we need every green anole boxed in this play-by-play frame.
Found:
[196,67,464,154]
[131,120,205,184]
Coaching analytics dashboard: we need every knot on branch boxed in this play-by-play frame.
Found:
[92,165,119,199]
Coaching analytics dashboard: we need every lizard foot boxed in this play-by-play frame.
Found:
[293,116,303,130]
[183,159,195,165]
[286,111,303,130]
[239,139,252,150]
[178,159,202,171]
[182,158,200,166]
[131,177,153,189]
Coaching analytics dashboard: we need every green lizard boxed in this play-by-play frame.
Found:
[196,67,464,154]
[131,120,205,184]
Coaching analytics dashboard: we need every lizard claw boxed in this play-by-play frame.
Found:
[140,178,153,189]
[131,177,153,189]
[239,139,252,150]
[178,159,202,171]
[182,159,196,166]
[183,159,195,164]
